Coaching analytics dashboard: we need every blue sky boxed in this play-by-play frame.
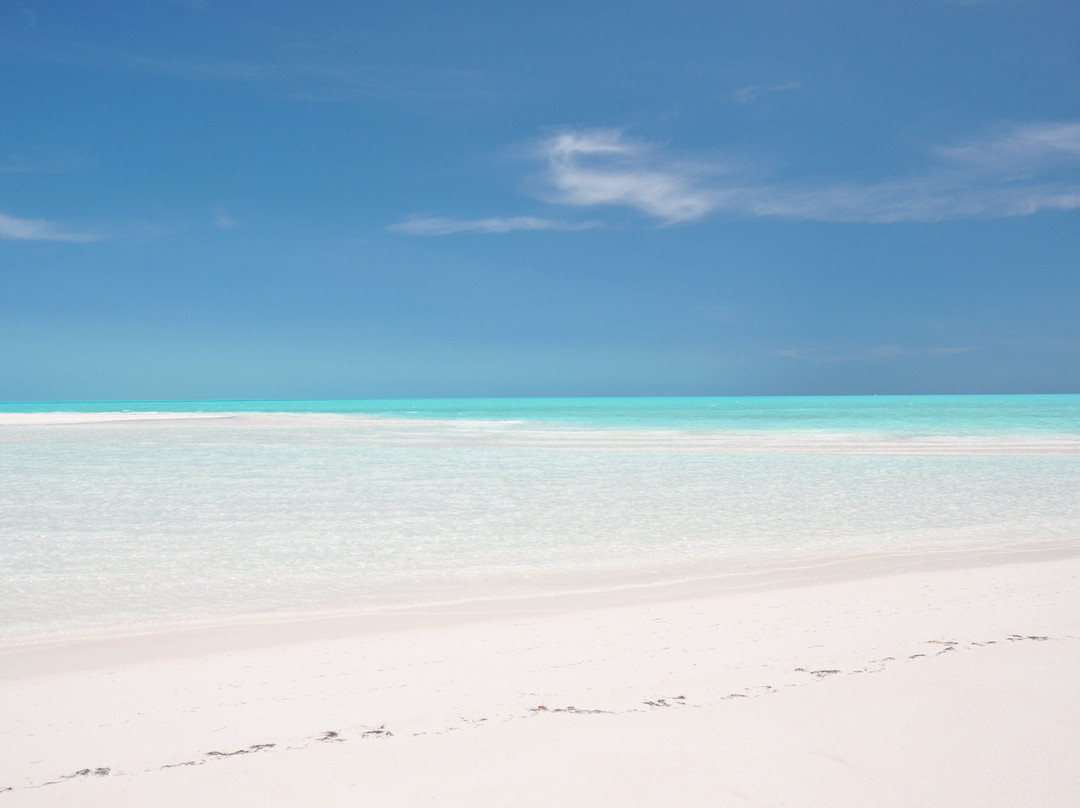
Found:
[1,0,1078,399]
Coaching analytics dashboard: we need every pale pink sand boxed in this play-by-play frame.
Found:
[2,550,1079,806]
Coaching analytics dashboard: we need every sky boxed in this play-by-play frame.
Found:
[1,0,1078,400]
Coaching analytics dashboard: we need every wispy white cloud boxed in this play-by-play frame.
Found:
[5,41,276,81]
[535,129,718,222]
[389,215,602,236]
[931,346,983,355]
[780,345,983,362]
[213,206,237,229]
[11,42,501,107]
[0,149,82,174]
[731,80,802,104]
[0,158,37,174]
[118,53,275,81]
[0,212,101,242]
[779,346,908,363]
[530,122,1080,224]
[285,66,504,107]
[935,121,1080,172]
[732,177,1080,223]
[392,122,1080,233]
[741,122,1080,222]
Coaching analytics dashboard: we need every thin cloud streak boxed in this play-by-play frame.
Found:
[0,149,82,175]
[935,121,1080,171]
[213,207,238,229]
[9,43,502,108]
[0,158,37,174]
[731,80,802,104]
[389,215,603,236]
[532,123,1080,224]
[779,345,983,363]
[931,346,983,355]
[0,212,101,242]
[735,178,1080,223]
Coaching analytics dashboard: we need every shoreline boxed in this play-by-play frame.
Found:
[4,408,1080,451]
[4,539,1078,666]
[3,548,1079,804]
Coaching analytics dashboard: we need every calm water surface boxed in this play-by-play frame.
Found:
[2,395,1078,642]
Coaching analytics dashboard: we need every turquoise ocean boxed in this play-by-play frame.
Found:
[1,395,1078,643]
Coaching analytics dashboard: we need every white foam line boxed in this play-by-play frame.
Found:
[2,411,1077,454]
[0,412,236,426]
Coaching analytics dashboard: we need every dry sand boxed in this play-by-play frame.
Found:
[2,547,1079,806]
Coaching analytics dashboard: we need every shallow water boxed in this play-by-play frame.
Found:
[4,393,1080,434]
[1,396,1078,642]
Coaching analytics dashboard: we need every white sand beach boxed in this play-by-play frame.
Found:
[6,0,1079,798]
[2,547,1078,807]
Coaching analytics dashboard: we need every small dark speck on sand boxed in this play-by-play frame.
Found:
[206,744,275,757]
[532,705,610,714]
[644,698,685,708]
